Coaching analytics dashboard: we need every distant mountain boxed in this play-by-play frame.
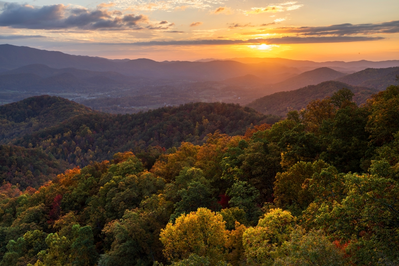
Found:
[336,67,399,91]
[247,81,377,117]
[232,57,399,73]
[270,67,346,93]
[222,74,265,87]
[0,95,94,143]
[1,64,132,81]
[0,45,298,82]
[0,64,138,97]
[0,44,115,71]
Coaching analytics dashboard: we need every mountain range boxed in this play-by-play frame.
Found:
[1,44,399,117]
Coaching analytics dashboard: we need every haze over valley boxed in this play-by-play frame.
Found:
[1,44,398,116]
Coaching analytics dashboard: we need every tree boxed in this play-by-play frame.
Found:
[305,169,399,265]
[274,227,348,266]
[243,209,296,266]
[160,208,228,264]
[274,160,330,215]
[226,181,261,225]
[366,85,399,145]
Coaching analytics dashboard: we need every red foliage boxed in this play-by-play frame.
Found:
[218,194,230,209]
[333,240,351,258]
[48,194,63,223]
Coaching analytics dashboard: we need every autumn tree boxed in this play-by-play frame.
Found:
[160,208,228,264]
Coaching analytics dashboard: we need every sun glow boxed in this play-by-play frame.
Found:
[248,44,275,51]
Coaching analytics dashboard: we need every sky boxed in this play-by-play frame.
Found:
[0,0,399,61]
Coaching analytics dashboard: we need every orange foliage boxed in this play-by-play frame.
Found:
[333,240,351,259]
[244,124,271,139]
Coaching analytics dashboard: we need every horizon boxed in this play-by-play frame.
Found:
[0,0,398,61]
[2,43,399,64]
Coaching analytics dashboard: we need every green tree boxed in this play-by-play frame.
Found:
[274,227,348,266]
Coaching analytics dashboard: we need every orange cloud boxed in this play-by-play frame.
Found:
[190,22,203,27]
[245,2,303,15]
[97,3,116,9]
[213,7,233,14]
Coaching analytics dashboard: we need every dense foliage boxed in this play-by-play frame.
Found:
[1,86,399,265]
[0,145,65,189]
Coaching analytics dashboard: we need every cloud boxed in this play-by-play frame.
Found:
[260,22,276,27]
[228,22,277,29]
[228,23,255,29]
[0,34,45,39]
[274,18,285,23]
[245,1,303,15]
[113,0,227,11]
[214,7,225,13]
[190,22,203,27]
[165,30,184,33]
[0,2,160,30]
[270,20,399,35]
[213,6,232,14]
[97,3,116,9]
[102,36,383,46]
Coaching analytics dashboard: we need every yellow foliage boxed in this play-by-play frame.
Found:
[152,142,200,181]
[160,208,228,263]
[243,209,296,265]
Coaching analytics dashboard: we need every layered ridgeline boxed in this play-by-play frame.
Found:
[0,96,278,188]
[336,66,399,91]
[268,67,347,93]
[246,81,377,116]
[1,44,399,112]
[1,86,399,265]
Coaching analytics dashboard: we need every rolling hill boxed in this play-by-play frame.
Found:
[247,81,377,117]
[0,95,94,143]
[1,96,278,174]
[269,67,346,93]
[336,67,399,91]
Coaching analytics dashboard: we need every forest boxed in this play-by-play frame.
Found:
[0,85,399,265]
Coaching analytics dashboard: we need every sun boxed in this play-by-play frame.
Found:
[248,44,273,51]
[257,44,272,50]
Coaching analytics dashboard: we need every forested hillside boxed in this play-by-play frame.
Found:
[1,98,278,189]
[336,67,399,90]
[0,145,65,189]
[247,81,376,116]
[0,86,399,265]
[0,96,94,143]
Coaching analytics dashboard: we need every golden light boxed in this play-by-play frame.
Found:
[258,43,272,50]
[248,44,273,50]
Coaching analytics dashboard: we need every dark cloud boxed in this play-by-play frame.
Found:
[272,20,399,35]
[0,34,45,39]
[228,23,255,29]
[108,36,382,46]
[0,2,150,30]
[260,22,276,27]
[228,22,276,29]
[165,31,185,33]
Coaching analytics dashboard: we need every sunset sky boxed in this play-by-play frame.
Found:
[1,0,398,61]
